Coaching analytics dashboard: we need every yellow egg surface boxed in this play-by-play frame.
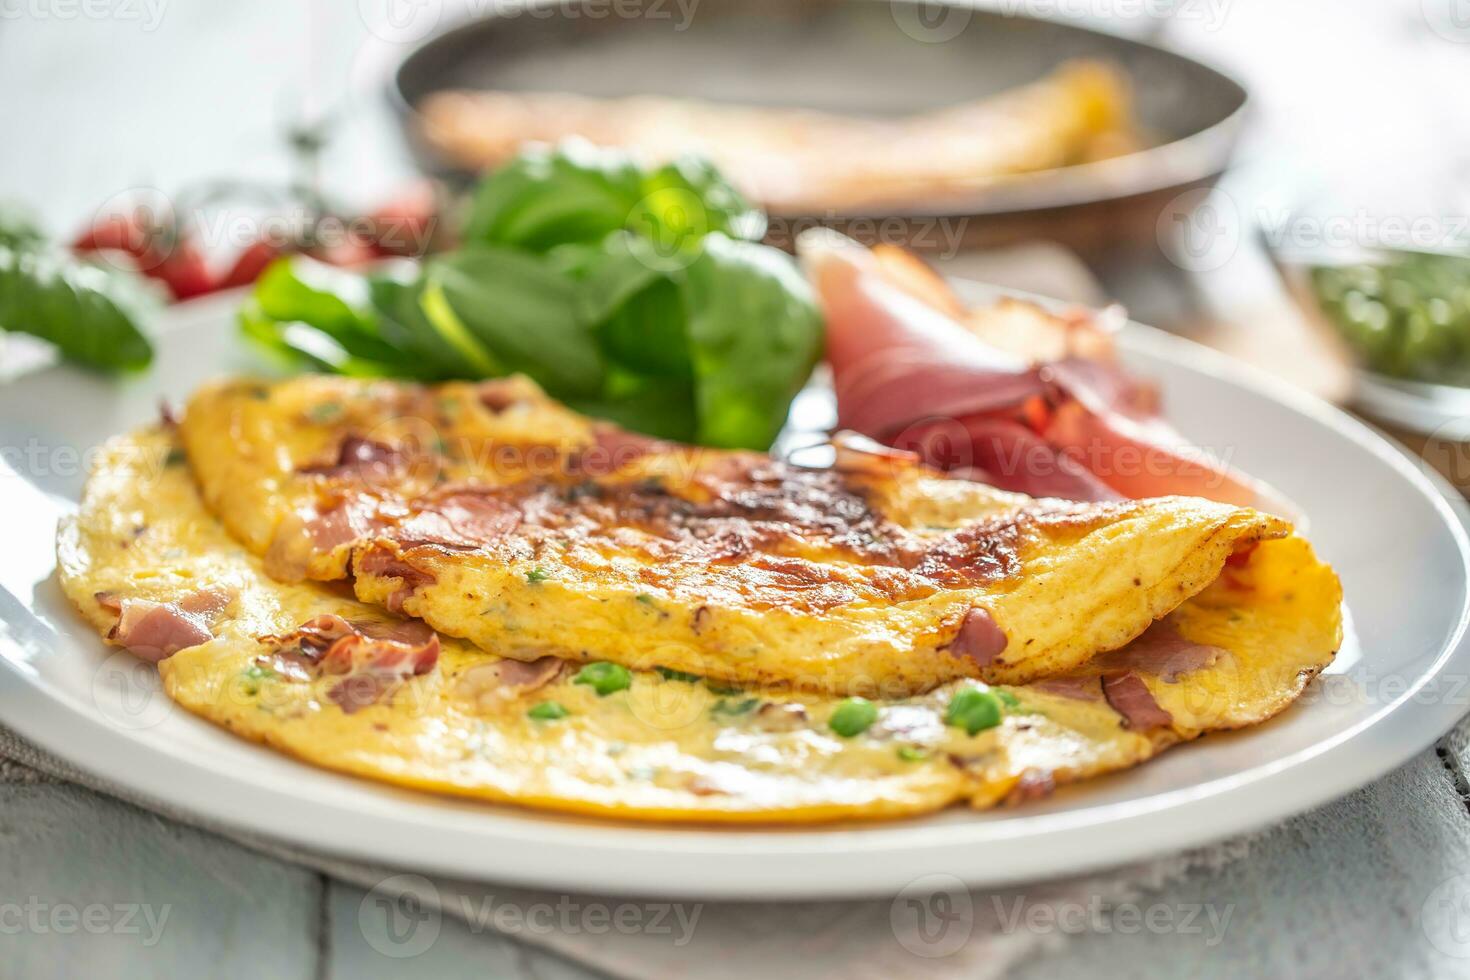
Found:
[180,374,1301,696]
[55,426,1339,823]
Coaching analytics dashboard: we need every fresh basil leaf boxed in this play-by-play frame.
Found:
[251,257,408,366]
[368,273,481,379]
[0,209,46,254]
[465,141,763,256]
[0,245,153,371]
[680,234,823,449]
[417,276,503,377]
[426,247,603,397]
[464,141,645,252]
[632,156,766,247]
[239,304,368,375]
[578,233,691,379]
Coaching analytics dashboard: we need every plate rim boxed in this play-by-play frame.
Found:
[1,290,1467,900]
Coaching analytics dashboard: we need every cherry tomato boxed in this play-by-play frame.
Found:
[306,239,379,268]
[150,238,216,300]
[365,180,438,257]
[216,240,283,290]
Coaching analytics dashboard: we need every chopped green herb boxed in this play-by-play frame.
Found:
[525,567,551,584]
[527,701,569,720]
[307,401,343,422]
[656,666,702,683]
[573,661,632,696]
[828,697,878,738]
[712,696,759,716]
[164,448,186,467]
[635,593,656,606]
[240,663,275,696]
[945,687,1004,736]
[706,682,743,696]
[996,690,1021,709]
[897,746,930,762]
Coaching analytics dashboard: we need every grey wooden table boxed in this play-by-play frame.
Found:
[4,1,1470,976]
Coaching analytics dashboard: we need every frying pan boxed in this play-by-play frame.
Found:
[388,0,1248,256]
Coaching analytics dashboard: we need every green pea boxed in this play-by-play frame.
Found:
[573,662,631,696]
[828,697,878,738]
[528,701,569,720]
[945,687,1004,735]
[897,745,930,762]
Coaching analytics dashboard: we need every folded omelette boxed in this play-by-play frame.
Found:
[179,375,1297,696]
[55,375,1342,822]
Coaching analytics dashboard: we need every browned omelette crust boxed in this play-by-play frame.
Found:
[57,427,1341,823]
[182,375,1290,695]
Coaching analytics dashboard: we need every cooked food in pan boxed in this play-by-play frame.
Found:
[416,60,1140,213]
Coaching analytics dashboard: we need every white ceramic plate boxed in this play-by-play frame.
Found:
[1,290,1467,900]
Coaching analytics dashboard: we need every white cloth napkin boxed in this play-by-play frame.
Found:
[0,724,1254,979]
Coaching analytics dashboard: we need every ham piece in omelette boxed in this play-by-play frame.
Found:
[55,424,1340,821]
[177,374,1334,698]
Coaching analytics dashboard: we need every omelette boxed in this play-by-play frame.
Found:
[57,424,1340,821]
[181,375,1296,697]
[417,60,1139,213]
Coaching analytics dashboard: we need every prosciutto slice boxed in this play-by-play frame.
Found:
[455,656,564,709]
[257,614,441,714]
[1092,620,1225,681]
[1102,672,1173,730]
[98,588,233,662]
[801,233,1278,509]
